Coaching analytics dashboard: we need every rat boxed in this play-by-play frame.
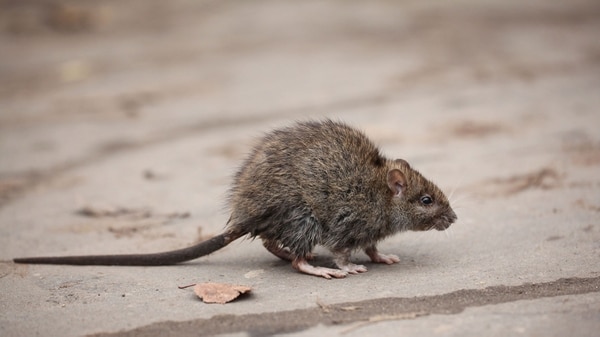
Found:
[14,120,457,279]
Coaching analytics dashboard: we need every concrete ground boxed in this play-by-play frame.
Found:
[1,0,599,336]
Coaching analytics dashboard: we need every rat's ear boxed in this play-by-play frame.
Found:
[387,169,406,196]
[394,158,410,168]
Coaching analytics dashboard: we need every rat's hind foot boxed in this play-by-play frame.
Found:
[292,258,347,279]
[365,246,400,264]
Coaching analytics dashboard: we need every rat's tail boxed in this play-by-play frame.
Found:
[13,230,246,266]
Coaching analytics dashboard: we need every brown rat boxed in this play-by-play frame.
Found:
[14,120,457,279]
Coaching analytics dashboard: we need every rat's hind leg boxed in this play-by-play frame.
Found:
[365,245,400,264]
[332,248,368,274]
[263,239,317,262]
[262,239,295,261]
[292,257,347,279]
[263,240,316,261]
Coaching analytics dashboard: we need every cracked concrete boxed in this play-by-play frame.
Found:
[89,277,600,337]
[1,0,600,336]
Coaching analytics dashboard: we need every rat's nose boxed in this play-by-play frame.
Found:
[448,209,457,223]
[434,209,457,231]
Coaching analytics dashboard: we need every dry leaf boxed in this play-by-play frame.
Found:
[193,282,252,304]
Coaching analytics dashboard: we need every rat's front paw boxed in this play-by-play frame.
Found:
[366,248,400,265]
[374,253,400,264]
[339,263,368,274]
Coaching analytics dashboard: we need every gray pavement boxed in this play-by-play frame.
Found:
[1,0,599,336]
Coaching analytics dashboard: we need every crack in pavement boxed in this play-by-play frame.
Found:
[87,276,600,337]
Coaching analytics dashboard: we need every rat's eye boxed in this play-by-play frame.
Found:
[420,195,433,205]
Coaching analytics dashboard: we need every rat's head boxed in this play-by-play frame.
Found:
[387,159,457,231]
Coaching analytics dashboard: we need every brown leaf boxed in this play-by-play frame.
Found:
[193,282,252,304]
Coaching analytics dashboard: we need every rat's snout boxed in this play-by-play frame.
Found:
[435,221,451,231]
[448,209,457,223]
[434,209,457,231]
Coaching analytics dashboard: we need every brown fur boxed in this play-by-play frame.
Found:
[228,120,456,258]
